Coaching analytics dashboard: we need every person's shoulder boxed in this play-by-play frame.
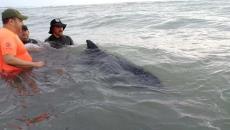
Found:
[0,28,8,34]
[0,28,5,34]
[64,35,74,42]
[0,28,17,42]
[64,35,72,39]
[0,28,14,37]
[63,35,74,45]
[45,35,53,42]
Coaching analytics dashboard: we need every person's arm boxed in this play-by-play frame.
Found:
[3,54,44,68]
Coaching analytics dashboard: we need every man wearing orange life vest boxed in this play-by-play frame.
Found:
[0,8,44,77]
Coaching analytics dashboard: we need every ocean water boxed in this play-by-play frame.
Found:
[1,0,230,129]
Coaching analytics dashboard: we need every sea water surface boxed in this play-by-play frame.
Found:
[1,0,230,129]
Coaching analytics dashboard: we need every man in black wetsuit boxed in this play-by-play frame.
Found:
[19,25,39,44]
[45,18,74,49]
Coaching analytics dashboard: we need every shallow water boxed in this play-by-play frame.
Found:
[1,0,230,129]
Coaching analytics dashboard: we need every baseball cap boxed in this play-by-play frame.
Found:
[2,8,28,20]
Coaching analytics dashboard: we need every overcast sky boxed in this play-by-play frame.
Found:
[1,0,168,7]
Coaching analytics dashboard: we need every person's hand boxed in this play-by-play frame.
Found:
[33,61,45,68]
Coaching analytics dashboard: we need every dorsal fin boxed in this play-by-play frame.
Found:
[86,40,98,49]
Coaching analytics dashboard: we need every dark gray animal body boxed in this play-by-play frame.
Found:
[32,40,162,90]
[85,40,162,87]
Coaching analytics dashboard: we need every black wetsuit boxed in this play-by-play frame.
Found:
[45,35,74,49]
[23,38,38,44]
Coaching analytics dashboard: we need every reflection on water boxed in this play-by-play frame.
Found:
[2,71,51,130]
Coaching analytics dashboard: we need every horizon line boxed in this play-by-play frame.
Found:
[0,0,186,9]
